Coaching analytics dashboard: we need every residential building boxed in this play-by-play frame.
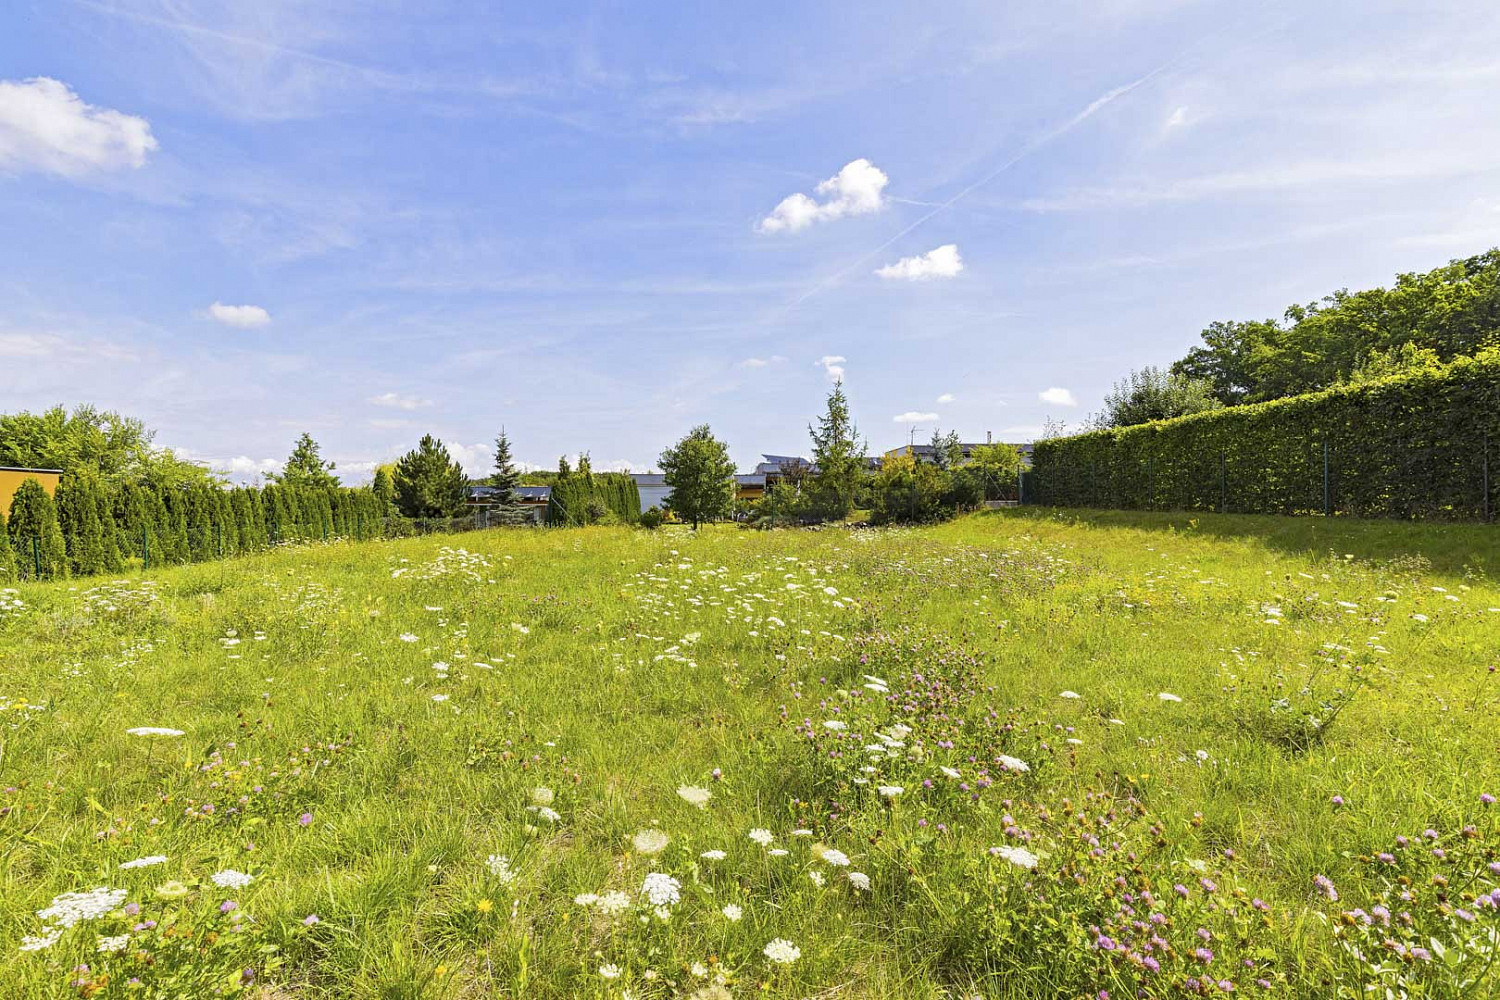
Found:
[0,466,62,517]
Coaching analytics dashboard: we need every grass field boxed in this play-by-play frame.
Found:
[2,510,1498,999]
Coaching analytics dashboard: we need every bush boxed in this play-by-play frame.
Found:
[1031,348,1500,520]
[638,506,665,530]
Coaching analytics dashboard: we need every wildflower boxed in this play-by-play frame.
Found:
[768,848,789,857]
[877,785,903,798]
[823,720,847,730]
[1313,875,1338,901]
[632,829,669,855]
[476,898,494,913]
[530,787,555,806]
[596,891,631,916]
[220,900,238,913]
[1060,691,1081,699]
[1158,692,1182,703]
[298,812,313,826]
[819,847,850,866]
[118,855,168,870]
[430,694,449,702]
[763,938,801,965]
[748,828,774,846]
[302,914,319,926]
[211,870,253,889]
[990,845,1038,870]
[1330,795,1344,807]
[641,872,681,909]
[19,927,63,952]
[399,633,419,642]
[809,871,826,887]
[677,786,712,809]
[96,934,130,954]
[599,963,622,979]
[1482,793,1496,806]
[485,855,517,884]
[939,766,961,779]
[126,727,184,737]
[528,805,561,823]
[573,893,599,906]
[38,887,129,927]
[996,754,1030,772]
[700,850,727,861]
[722,903,743,921]
[154,881,190,900]
[848,871,871,891]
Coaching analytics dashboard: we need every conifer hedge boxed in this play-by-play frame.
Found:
[545,471,641,526]
[1030,350,1500,520]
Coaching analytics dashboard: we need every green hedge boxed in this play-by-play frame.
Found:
[1030,351,1500,520]
[546,471,640,526]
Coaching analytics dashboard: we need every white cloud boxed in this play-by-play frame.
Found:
[875,244,964,281]
[1039,387,1078,406]
[207,302,272,328]
[815,355,847,381]
[1165,106,1189,128]
[936,393,955,404]
[0,77,157,177]
[893,411,938,424]
[368,391,432,411]
[758,158,888,233]
[738,355,787,369]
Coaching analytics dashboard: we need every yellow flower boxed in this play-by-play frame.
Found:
[434,965,448,978]
[476,898,494,913]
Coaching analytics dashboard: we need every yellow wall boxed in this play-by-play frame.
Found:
[0,469,61,520]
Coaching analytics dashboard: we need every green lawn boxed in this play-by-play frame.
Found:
[2,511,1498,998]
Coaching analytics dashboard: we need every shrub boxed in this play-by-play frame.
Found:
[1031,348,1500,519]
[638,506,664,530]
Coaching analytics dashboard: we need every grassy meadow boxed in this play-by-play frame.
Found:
[2,510,1498,998]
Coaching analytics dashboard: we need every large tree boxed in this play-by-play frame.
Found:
[0,404,216,486]
[392,435,469,518]
[659,425,736,529]
[269,432,340,489]
[371,466,397,515]
[489,429,521,502]
[1092,366,1223,428]
[808,381,866,521]
[1171,248,1500,405]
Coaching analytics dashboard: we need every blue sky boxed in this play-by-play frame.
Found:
[2,1,1498,480]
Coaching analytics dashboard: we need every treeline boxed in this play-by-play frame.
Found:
[1089,248,1500,430]
[2,475,388,581]
[1030,348,1500,521]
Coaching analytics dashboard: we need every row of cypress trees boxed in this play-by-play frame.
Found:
[544,464,641,526]
[1,475,390,582]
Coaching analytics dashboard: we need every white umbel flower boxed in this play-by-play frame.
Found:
[763,938,801,965]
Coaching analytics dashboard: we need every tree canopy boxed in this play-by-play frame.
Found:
[808,381,866,520]
[659,424,736,529]
[0,405,217,486]
[1171,248,1500,405]
[1091,366,1223,428]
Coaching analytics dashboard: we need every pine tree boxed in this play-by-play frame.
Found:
[94,477,123,571]
[808,380,867,521]
[270,432,340,488]
[393,435,469,518]
[8,478,68,580]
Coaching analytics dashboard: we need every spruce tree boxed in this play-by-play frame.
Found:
[270,432,340,488]
[488,429,523,522]
[808,380,866,521]
[393,435,469,518]
[8,479,68,580]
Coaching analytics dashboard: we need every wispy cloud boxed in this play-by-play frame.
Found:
[0,77,157,177]
[815,355,847,380]
[738,355,787,369]
[368,392,432,411]
[893,411,938,424]
[936,392,955,403]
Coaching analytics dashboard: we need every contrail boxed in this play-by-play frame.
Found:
[780,63,1171,312]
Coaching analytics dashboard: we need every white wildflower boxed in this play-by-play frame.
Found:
[847,871,871,891]
[632,829,669,855]
[991,845,1038,870]
[126,727,184,737]
[722,903,743,921]
[210,870,253,889]
[641,872,681,908]
[818,847,850,866]
[763,938,801,965]
[700,849,727,861]
[1157,692,1182,703]
[1059,691,1081,700]
[96,934,130,953]
[37,887,128,927]
[877,785,903,798]
[119,855,168,870]
[996,754,1030,773]
[748,828,774,847]
[599,963,621,979]
[486,855,517,884]
[595,891,631,916]
[677,785,712,809]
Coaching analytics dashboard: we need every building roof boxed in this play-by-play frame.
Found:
[0,466,64,474]
[468,484,551,501]
[631,473,667,486]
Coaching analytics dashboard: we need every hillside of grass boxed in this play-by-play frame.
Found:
[2,512,1497,998]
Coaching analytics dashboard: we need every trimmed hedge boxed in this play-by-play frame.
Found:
[546,471,641,526]
[1030,351,1500,520]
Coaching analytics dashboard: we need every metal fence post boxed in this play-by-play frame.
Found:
[1220,451,1227,513]
[1323,441,1331,517]
[32,535,40,579]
